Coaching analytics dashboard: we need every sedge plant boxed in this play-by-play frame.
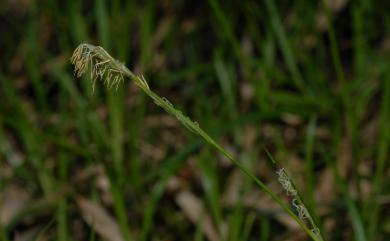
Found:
[70,43,324,241]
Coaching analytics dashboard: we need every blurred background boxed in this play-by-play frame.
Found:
[0,0,389,240]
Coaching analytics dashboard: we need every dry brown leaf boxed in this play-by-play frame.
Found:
[151,17,173,50]
[95,165,112,206]
[0,184,30,225]
[324,0,349,12]
[240,81,255,104]
[221,170,243,205]
[76,197,124,241]
[360,179,371,201]
[337,137,352,179]
[221,170,299,230]
[139,140,167,161]
[315,168,337,214]
[144,115,178,128]
[175,190,219,241]
[166,176,182,193]
[361,116,379,146]
[226,189,300,230]
[282,113,302,126]
[242,124,257,151]
[134,17,172,72]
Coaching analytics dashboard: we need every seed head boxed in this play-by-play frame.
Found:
[70,43,125,91]
[276,168,297,196]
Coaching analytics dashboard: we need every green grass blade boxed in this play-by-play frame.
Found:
[263,0,305,92]
[367,61,390,240]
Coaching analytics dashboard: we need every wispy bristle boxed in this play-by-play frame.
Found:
[70,43,124,90]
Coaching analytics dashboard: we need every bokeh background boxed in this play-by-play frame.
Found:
[0,0,389,241]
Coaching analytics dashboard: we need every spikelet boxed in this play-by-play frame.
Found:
[276,168,322,240]
[70,43,125,91]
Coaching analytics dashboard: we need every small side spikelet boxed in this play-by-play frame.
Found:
[277,168,308,219]
[277,168,298,196]
[276,168,322,240]
[70,43,125,90]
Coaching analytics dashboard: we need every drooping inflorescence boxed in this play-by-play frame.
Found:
[70,43,125,91]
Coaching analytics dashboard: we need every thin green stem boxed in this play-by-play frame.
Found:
[71,43,324,241]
